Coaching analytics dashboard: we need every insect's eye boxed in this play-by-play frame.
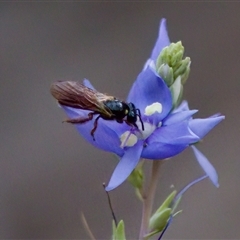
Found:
[125,109,128,114]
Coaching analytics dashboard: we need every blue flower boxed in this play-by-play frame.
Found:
[59,19,224,191]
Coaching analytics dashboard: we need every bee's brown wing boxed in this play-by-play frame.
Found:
[50,81,113,116]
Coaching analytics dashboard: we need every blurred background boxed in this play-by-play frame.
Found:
[0,2,238,239]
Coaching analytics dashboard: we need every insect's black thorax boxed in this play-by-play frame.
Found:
[104,100,129,119]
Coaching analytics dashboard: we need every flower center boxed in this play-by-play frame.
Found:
[119,102,163,148]
[138,121,157,139]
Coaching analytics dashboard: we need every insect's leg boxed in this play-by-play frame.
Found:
[136,109,144,131]
[124,120,140,130]
[116,119,123,123]
[91,115,101,141]
[133,122,139,129]
[124,120,132,127]
[64,112,97,124]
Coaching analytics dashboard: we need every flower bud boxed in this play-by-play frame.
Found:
[174,57,191,81]
[149,191,176,231]
[181,60,191,85]
[157,64,174,87]
[149,208,171,232]
[170,76,183,108]
[112,220,126,240]
[156,41,191,88]
[143,191,178,238]
[156,46,170,68]
[128,161,144,190]
[171,49,184,67]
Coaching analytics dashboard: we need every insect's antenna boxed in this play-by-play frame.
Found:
[136,109,144,131]
[102,183,117,226]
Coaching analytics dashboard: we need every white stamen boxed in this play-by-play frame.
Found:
[144,102,163,116]
[138,122,156,139]
[120,131,138,148]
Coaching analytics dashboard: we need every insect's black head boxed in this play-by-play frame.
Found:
[127,103,144,131]
[127,103,137,123]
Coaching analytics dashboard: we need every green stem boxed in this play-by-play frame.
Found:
[139,160,162,240]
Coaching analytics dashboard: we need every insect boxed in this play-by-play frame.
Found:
[50,81,144,140]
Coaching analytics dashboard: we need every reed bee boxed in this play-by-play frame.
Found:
[50,81,144,140]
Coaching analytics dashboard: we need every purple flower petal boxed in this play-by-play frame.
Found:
[105,140,144,191]
[173,100,190,112]
[209,113,222,118]
[150,121,199,145]
[191,146,219,187]
[62,106,124,156]
[127,67,172,122]
[164,110,198,126]
[189,115,225,139]
[175,175,208,202]
[150,18,170,61]
[141,120,199,159]
[141,142,187,160]
[83,79,95,90]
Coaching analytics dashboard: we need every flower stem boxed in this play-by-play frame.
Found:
[139,160,162,240]
[80,212,96,240]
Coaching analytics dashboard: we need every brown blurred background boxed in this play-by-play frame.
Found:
[0,2,239,239]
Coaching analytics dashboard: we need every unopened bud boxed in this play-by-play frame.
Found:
[157,64,174,87]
